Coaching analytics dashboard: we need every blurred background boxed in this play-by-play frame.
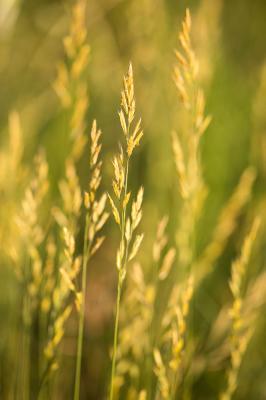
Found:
[0,0,266,399]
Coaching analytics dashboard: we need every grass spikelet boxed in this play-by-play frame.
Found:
[154,276,194,399]
[169,276,194,395]
[114,261,155,396]
[114,217,173,397]
[15,151,49,396]
[156,9,208,398]
[193,0,223,86]
[153,348,170,399]
[153,216,169,263]
[219,218,260,400]
[49,154,82,379]
[54,0,89,161]
[55,159,82,232]
[17,151,49,299]
[74,120,108,400]
[1,111,27,269]
[113,216,176,398]
[40,236,56,314]
[50,2,109,395]
[138,389,147,400]
[45,120,107,397]
[43,225,81,386]
[109,63,144,400]
[173,8,210,270]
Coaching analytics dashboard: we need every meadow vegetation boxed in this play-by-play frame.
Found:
[0,0,265,399]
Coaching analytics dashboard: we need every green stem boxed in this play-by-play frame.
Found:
[109,276,122,400]
[19,258,31,400]
[74,213,90,400]
[37,357,56,399]
[38,309,46,381]
[109,156,129,399]
[148,260,160,400]
[20,292,31,400]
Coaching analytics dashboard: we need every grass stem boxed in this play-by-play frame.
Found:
[109,276,122,400]
[74,213,90,400]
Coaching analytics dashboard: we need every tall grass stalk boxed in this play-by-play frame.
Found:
[54,1,108,395]
[219,218,260,400]
[110,154,130,399]
[74,214,89,400]
[74,121,108,399]
[110,275,122,400]
[20,289,31,400]
[109,63,144,399]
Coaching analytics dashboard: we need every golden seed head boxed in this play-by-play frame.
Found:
[119,64,143,158]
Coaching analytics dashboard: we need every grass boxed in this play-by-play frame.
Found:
[108,63,144,399]
[0,1,265,399]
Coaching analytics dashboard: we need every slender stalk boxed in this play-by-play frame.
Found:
[20,292,31,400]
[74,213,90,400]
[38,307,47,389]
[110,276,122,400]
[109,156,130,399]
[18,257,31,400]
[108,63,144,399]
[73,120,107,399]
[37,356,56,399]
